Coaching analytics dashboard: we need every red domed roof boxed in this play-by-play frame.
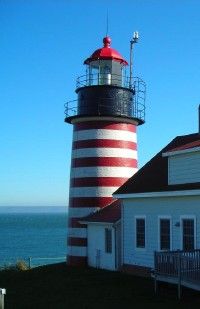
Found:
[84,36,128,66]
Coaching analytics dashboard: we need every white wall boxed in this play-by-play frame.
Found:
[122,195,200,268]
[168,151,200,184]
[87,224,116,271]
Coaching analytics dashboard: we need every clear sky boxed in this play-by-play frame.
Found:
[1,0,200,207]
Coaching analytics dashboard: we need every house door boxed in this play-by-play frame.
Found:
[182,218,195,251]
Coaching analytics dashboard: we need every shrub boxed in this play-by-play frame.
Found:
[1,260,29,271]
[15,260,29,271]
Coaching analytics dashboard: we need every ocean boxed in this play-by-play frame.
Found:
[0,207,67,268]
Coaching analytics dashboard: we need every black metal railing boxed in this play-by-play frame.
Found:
[64,77,146,123]
[64,99,145,122]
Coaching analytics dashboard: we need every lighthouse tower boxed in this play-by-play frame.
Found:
[65,36,145,266]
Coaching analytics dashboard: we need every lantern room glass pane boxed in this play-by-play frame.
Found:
[87,59,124,87]
[88,62,99,86]
[111,61,123,86]
[99,61,112,85]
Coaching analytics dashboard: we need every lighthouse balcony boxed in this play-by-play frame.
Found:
[64,77,146,125]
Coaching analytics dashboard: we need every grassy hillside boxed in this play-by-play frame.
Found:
[0,263,200,308]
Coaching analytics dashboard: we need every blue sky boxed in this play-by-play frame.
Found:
[1,0,200,206]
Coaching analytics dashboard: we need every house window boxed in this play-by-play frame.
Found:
[136,218,145,248]
[105,228,112,253]
[182,219,195,251]
[160,219,170,250]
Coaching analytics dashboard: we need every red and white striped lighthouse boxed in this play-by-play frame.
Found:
[65,36,145,266]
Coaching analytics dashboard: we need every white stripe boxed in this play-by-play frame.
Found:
[67,246,87,256]
[72,148,137,159]
[71,166,137,178]
[73,129,136,142]
[68,207,97,218]
[69,186,119,197]
[67,228,87,238]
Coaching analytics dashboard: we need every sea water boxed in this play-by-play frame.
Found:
[0,207,67,267]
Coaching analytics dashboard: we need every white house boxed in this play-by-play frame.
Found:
[114,132,200,276]
[80,200,121,271]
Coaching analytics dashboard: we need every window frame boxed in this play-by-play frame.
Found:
[135,216,146,250]
[158,216,172,251]
[180,215,196,251]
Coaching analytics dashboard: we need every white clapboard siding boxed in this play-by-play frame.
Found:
[168,151,200,185]
[122,195,200,268]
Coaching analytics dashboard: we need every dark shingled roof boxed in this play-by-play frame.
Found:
[114,133,200,195]
[80,200,121,224]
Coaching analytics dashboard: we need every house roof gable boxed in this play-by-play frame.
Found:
[80,200,121,224]
[114,133,200,195]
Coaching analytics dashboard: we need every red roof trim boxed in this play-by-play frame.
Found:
[166,139,200,153]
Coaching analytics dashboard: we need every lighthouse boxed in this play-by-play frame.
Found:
[65,35,145,266]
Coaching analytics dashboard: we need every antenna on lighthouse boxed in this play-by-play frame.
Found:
[129,31,139,88]
[106,10,109,36]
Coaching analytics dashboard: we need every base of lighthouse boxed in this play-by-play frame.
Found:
[67,117,138,266]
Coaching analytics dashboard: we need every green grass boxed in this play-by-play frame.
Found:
[0,263,200,308]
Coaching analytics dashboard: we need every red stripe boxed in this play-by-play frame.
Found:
[69,197,114,208]
[74,122,136,132]
[68,237,87,246]
[72,157,137,168]
[71,177,129,187]
[67,255,87,266]
[69,218,87,228]
[73,139,137,150]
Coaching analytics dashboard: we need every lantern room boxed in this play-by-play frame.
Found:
[65,35,146,125]
[84,36,128,87]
